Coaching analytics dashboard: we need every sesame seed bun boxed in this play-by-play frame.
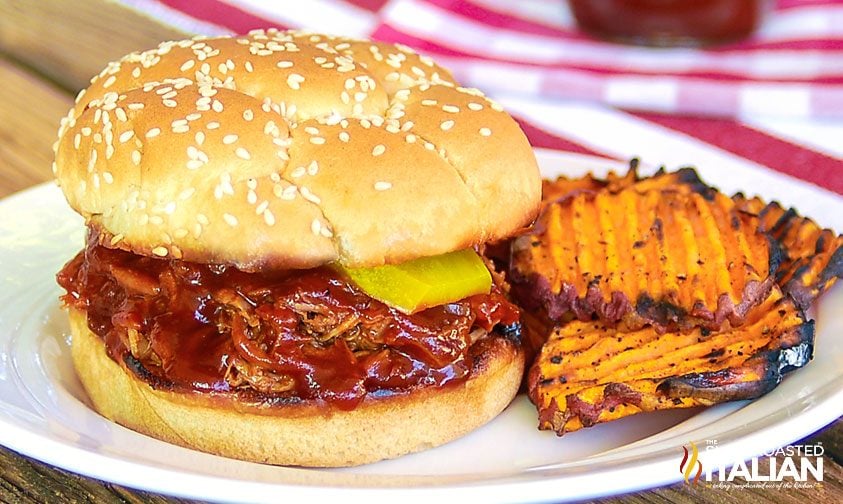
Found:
[53,30,541,270]
[68,307,524,467]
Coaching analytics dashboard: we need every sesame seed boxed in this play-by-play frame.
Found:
[245,61,254,72]
[131,150,141,165]
[149,215,164,226]
[163,99,177,108]
[479,127,492,136]
[110,234,124,246]
[440,120,455,131]
[307,160,319,175]
[152,247,168,257]
[206,121,220,129]
[421,99,437,106]
[131,67,141,78]
[74,134,81,149]
[442,105,460,113]
[223,213,238,226]
[195,131,205,145]
[467,102,483,111]
[304,126,320,135]
[146,127,161,138]
[115,108,128,122]
[180,60,195,71]
[103,76,116,88]
[372,144,386,157]
[300,187,321,204]
[256,200,269,214]
[164,202,177,214]
[287,73,305,90]
[81,127,92,136]
[102,172,114,184]
[174,228,189,238]
[264,210,275,226]
[197,213,210,225]
[374,181,392,191]
[187,159,204,170]
[282,186,297,200]
[179,188,195,200]
[106,145,115,159]
[247,190,257,204]
[127,103,145,110]
[321,226,333,238]
[223,134,238,144]
[309,137,326,145]
[212,100,223,112]
[291,166,306,178]
[311,219,321,235]
[339,131,350,143]
[405,134,417,143]
[276,60,293,68]
[243,109,254,121]
[235,147,251,160]
[173,124,189,133]
[186,113,202,121]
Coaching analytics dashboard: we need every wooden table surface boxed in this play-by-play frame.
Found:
[0,0,840,502]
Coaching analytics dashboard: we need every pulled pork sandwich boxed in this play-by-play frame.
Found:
[53,30,541,467]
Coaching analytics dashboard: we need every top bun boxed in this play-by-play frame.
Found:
[54,30,541,270]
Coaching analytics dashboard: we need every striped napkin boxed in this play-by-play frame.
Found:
[119,0,842,196]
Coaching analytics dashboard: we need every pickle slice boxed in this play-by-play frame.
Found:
[339,249,492,314]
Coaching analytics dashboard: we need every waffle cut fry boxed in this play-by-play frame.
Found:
[513,164,840,436]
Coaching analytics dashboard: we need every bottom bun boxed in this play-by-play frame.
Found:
[68,307,524,467]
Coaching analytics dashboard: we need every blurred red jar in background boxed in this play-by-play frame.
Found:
[568,0,770,46]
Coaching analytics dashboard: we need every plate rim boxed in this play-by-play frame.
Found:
[0,150,841,503]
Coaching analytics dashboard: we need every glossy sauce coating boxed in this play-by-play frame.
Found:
[57,233,520,409]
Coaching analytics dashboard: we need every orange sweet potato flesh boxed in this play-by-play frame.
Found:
[514,166,839,436]
[734,195,843,309]
[529,290,813,434]
[511,169,777,333]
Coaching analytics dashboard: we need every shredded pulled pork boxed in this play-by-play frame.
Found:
[58,232,520,409]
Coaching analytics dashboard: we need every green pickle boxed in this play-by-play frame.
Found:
[338,249,492,314]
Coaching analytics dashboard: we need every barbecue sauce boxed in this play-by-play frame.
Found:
[569,0,767,47]
[57,233,520,409]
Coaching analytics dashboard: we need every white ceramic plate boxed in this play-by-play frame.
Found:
[0,150,841,503]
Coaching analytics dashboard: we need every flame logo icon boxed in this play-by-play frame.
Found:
[679,441,703,486]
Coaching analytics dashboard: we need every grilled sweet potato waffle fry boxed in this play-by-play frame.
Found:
[511,169,778,332]
[514,164,840,436]
[734,195,843,309]
[529,290,813,434]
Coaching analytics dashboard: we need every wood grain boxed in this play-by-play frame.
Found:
[0,56,70,197]
[0,0,185,92]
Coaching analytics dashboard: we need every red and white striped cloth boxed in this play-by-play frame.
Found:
[118,0,842,197]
